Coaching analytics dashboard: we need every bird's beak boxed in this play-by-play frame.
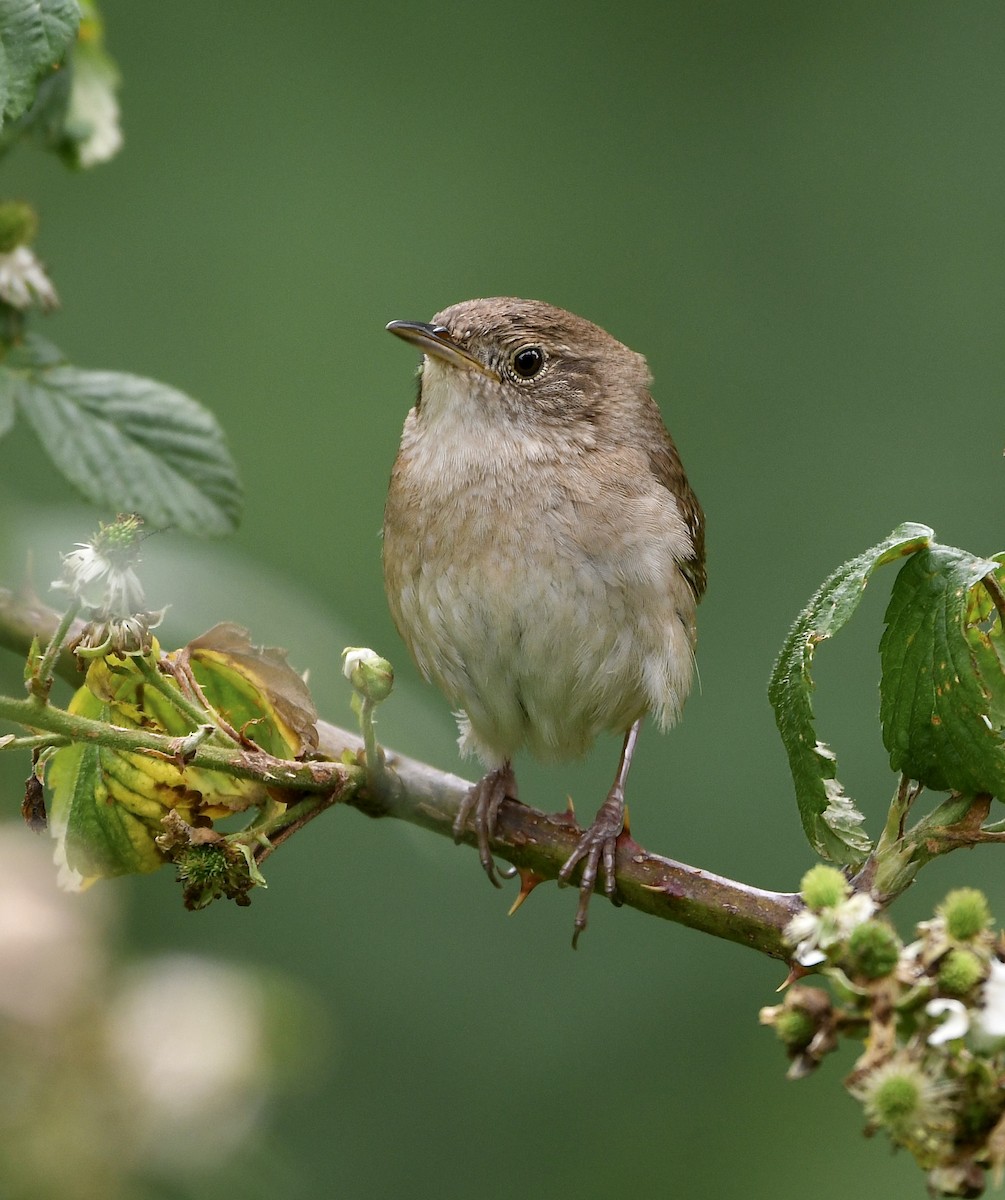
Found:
[386,320,499,380]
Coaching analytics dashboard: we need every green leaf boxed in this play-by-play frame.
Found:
[768,523,933,866]
[7,335,244,534]
[47,686,166,890]
[880,547,1005,799]
[48,741,168,888]
[0,0,79,129]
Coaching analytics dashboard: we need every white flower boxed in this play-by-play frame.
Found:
[925,998,970,1045]
[785,891,876,967]
[106,956,269,1167]
[53,528,146,617]
[0,245,58,310]
[67,53,123,168]
[974,958,1005,1041]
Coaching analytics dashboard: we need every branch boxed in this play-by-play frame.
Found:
[315,721,801,959]
[0,583,799,957]
[0,585,85,679]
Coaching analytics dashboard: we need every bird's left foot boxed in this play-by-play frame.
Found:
[558,787,626,948]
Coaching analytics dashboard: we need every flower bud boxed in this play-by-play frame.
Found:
[0,202,38,253]
[938,948,985,996]
[799,864,849,912]
[773,1007,816,1050]
[846,919,901,980]
[868,1069,922,1129]
[342,647,394,703]
[939,888,992,942]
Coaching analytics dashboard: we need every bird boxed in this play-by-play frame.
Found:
[382,297,705,945]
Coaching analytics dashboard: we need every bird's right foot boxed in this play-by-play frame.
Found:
[453,763,518,887]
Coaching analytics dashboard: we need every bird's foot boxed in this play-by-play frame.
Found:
[558,787,626,948]
[453,763,518,888]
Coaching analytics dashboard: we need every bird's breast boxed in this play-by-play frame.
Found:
[383,420,698,764]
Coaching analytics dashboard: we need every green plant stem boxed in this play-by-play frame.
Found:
[28,599,80,699]
[3,732,69,751]
[360,697,378,773]
[866,791,1002,900]
[983,569,1005,625]
[235,790,343,865]
[134,653,225,736]
[0,691,356,793]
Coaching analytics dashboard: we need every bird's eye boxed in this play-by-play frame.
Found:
[510,345,545,380]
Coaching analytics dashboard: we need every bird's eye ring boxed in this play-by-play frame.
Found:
[509,345,546,380]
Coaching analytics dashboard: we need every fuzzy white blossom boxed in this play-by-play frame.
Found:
[0,245,58,310]
[785,892,876,967]
[53,531,145,616]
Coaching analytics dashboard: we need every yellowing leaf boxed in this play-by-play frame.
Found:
[45,630,318,888]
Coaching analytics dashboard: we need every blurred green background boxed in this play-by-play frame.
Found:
[1,2,1004,1197]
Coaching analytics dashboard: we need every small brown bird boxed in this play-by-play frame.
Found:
[383,298,705,944]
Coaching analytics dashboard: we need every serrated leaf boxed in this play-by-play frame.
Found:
[8,337,243,534]
[880,547,1005,798]
[0,0,78,128]
[768,523,933,866]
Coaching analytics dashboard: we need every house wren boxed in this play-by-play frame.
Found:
[383,298,706,945]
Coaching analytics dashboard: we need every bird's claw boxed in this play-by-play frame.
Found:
[558,792,625,948]
[453,764,518,887]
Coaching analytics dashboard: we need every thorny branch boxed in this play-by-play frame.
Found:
[3,584,1003,962]
[0,585,801,955]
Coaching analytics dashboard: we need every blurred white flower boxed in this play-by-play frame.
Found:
[106,955,270,1167]
[68,52,123,168]
[786,891,876,968]
[926,998,969,1046]
[0,827,107,1023]
[54,540,146,615]
[0,825,322,1196]
[0,245,58,310]
[974,958,1005,1042]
